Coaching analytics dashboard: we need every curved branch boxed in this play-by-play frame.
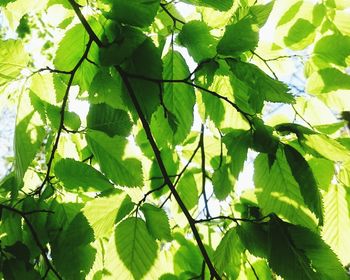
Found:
[116,66,221,279]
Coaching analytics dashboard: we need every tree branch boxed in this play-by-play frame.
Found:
[116,66,221,279]
[67,0,103,48]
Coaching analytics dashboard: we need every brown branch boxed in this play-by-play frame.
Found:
[67,0,103,48]
[123,71,254,124]
[116,66,221,279]
[0,204,62,279]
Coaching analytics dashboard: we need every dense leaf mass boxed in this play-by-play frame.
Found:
[0,0,350,279]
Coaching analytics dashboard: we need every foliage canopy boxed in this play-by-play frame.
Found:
[1,0,350,279]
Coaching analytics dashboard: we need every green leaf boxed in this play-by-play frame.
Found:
[308,158,334,190]
[254,150,317,228]
[0,0,16,6]
[284,145,323,225]
[0,209,22,246]
[178,21,217,62]
[213,227,243,277]
[250,1,275,27]
[237,223,269,259]
[212,164,235,200]
[176,171,198,210]
[314,68,350,93]
[107,0,160,28]
[226,59,295,105]
[314,34,350,67]
[123,38,163,121]
[173,236,202,275]
[198,65,232,124]
[54,158,114,192]
[217,17,259,57]
[257,214,346,278]
[284,19,316,50]
[30,92,81,131]
[86,130,143,187]
[14,94,45,184]
[115,217,158,279]
[87,103,132,137]
[52,212,96,280]
[54,23,88,70]
[3,259,41,280]
[99,26,146,66]
[268,216,318,280]
[223,129,251,178]
[82,192,131,239]
[163,51,195,144]
[303,134,350,162]
[288,220,349,280]
[277,1,303,26]
[149,147,179,196]
[251,119,279,154]
[0,40,29,86]
[88,70,129,111]
[54,22,100,92]
[322,184,350,265]
[181,0,233,11]
[140,203,172,241]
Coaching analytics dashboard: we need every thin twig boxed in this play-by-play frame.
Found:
[200,124,210,219]
[195,215,269,224]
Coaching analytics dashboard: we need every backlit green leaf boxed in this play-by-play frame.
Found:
[223,130,250,178]
[254,150,317,228]
[0,40,29,86]
[54,158,114,192]
[212,164,235,200]
[176,171,198,210]
[322,184,350,265]
[123,38,163,121]
[86,130,143,187]
[83,192,131,239]
[314,34,350,67]
[141,203,172,241]
[181,0,233,11]
[217,17,259,57]
[87,103,132,137]
[163,51,195,144]
[99,26,146,66]
[178,21,217,62]
[107,0,160,28]
[277,1,303,26]
[284,19,316,50]
[284,145,323,225]
[115,218,158,279]
[213,227,243,277]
